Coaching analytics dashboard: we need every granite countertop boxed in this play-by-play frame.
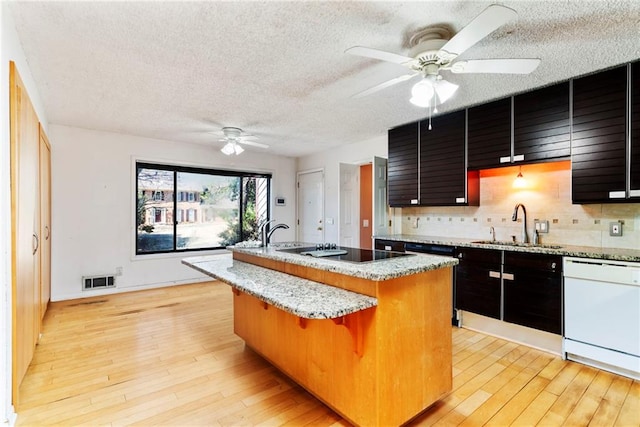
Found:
[228,244,459,281]
[375,234,640,262]
[182,254,377,319]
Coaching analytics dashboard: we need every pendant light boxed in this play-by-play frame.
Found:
[513,166,527,189]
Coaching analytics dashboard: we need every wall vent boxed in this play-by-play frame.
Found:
[82,275,115,291]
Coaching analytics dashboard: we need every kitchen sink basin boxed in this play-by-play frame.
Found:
[471,240,563,250]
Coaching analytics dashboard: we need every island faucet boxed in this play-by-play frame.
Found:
[489,226,496,242]
[266,223,289,246]
[260,219,276,247]
[511,203,529,243]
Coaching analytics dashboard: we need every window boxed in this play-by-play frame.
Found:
[136,162,271,254]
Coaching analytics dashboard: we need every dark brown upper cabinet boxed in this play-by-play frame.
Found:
[514,81,571,163]
[572,65,628,203]
[419,110,479,206]
[468,84,571,170]
[467,98,512,169]
[631,61,640,196]
[388,122,419,206]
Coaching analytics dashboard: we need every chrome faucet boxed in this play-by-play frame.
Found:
[489,226,496,242]
[260,219,275,247]
[511,203,529,243]
[266,223,289,246]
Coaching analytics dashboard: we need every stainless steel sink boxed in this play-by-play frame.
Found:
[471,240,563,249]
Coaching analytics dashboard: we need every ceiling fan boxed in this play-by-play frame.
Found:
[345,4,541,108]
[217,127,268,156]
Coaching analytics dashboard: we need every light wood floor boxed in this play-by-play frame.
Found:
[16,281,639,426]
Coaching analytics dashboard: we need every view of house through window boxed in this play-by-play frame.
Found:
[136,162,270,254]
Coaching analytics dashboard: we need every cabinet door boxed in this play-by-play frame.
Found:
[10,62,41,399]
[572,66,627,203]
[388,122,418,206]
[514,81,570,163]
[39,129,52,318]
[454,248,502,319]
[467,98,512,169]
[420,110,478,205]
[503,252,562,334]
[374,239,405,252]
[631,61,640,197]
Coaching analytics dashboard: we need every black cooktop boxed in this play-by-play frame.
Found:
[277,246,414,263]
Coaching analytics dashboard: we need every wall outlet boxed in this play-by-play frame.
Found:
[609,221,623,236]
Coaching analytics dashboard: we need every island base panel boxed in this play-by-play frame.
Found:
[232,266,452,426]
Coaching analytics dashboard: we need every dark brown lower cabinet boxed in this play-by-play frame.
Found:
[454,248,502,319]
[374,239,405,252]
[503,252,562,334]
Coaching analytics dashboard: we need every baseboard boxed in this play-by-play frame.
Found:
[50,277,213,302]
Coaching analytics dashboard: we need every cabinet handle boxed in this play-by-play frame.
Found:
[499,156,511,164]
[458,253,463,259]
[489,271,501,279]
[32,233,39,255]
[45,225,50,240]
[513,154,525,162]
[455,197,465,203]
[384,245,392,251]
[503,272,515,281]
[410,199,419,205]
[609,191,625,199]
[630,190,640,197]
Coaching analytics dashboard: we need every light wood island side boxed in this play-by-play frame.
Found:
[183,247,457,426]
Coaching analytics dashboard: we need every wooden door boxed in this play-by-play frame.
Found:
[10,62,41,402]
[359,163,372,249]
[39,128,52,318]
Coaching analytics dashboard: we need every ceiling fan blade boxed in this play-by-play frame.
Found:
[450,58,541,74]
[345,46,414,65]
[238,140,269,149]
[440,4,517,58]
[352,73,419,98]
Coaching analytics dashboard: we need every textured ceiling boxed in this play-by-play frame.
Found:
[8,1,640,158]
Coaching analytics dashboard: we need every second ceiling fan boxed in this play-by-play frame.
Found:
[345,4,540,107]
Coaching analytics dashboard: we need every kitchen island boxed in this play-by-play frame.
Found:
[183,245,458,426]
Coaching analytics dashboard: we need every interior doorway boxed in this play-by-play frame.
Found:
[339,157,389,249]
[297,169,324,244]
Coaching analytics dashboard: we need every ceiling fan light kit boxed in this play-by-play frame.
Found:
[217,126,268,155]
[221,141,244,156]
[346,4,541,111]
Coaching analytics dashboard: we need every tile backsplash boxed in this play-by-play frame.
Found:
[396,161,640,250]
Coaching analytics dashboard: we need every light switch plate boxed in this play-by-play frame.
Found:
[609,221,623,236]
[534,220,549,233]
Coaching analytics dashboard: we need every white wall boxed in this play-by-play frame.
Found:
[49,125,296,301]
[1,5,50,425]
[297,134,387,244]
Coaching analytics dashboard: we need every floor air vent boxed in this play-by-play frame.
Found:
[83,275,115,291]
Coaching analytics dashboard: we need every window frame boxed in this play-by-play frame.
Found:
[135,161,271,255]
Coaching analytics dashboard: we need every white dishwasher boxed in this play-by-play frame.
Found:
[564,257,640,380]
